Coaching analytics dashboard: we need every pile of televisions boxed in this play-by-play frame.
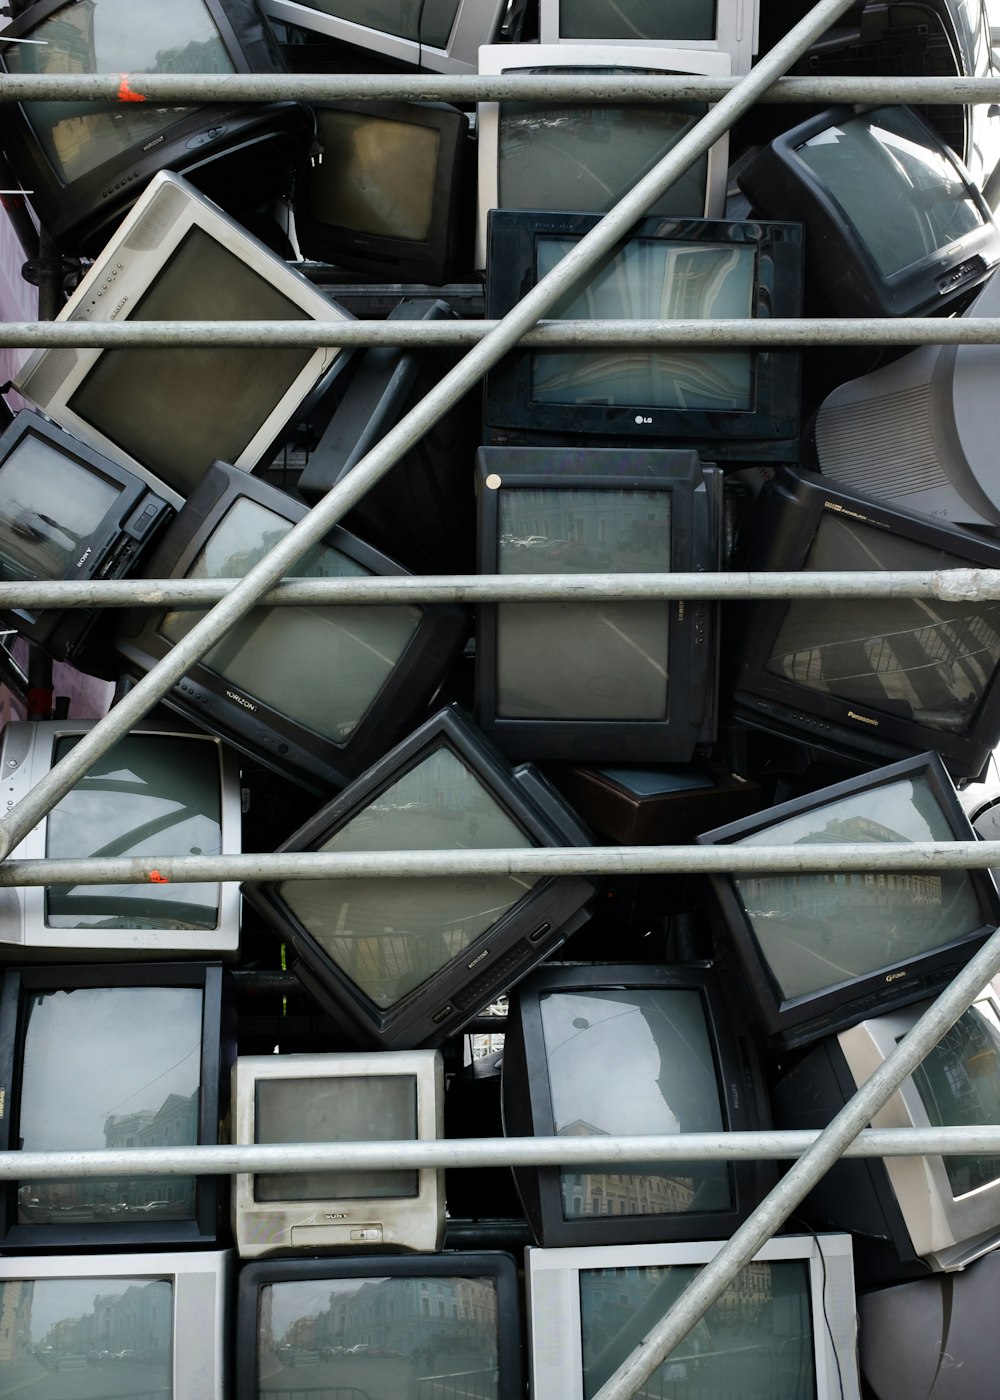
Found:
[2,0,1000,1396]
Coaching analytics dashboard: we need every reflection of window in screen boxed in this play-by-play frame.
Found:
[45,734,222,930]
[532,237,755,409]
[159,498,421,740]
[292,0,457,44]
[308,110,440,241]
[0,439,118,582]
[909,1005,1000,1195]
[733,776,985,999]
[557,0,718,41]
[496,487,670,719]
[254,1076,418,1201]
[277,748,539,1008]
[540,988,731,1218]
[765,514,1000,732]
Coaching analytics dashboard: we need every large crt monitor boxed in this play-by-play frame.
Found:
[483,210,803,460]
[474,446,722,763]
[537,0,759,71]
[232,1050,446,1258]
[728,465,1000,778]
[0,962,226,1250]
[241,706,598,1050]
[696,751,1000,1050]
[475,43,732,268]
[502,962,775,1248]
[0,410,173,676]
[14,170,354,508]
[0,719,241,960]
[525,1234,861,1400]
[113,460,469,796]
[0,1249,230,1397]
[235,1252,523,1400]
[773,977,1000,1276]
[738,104,1000,318]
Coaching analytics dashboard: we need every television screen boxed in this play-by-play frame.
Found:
[537,0,760,71]
[259,0,509,72]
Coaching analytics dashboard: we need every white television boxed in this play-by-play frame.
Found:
[538,0,759,75]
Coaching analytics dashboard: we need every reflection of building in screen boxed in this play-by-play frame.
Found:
[910,1005,1000,1195]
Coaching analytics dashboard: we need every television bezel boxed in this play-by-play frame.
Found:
[737,104,1000,318]
[0,718,241,959]
[696,750,1000,1050]
[112,459,470,796]
[240,705,598,1050]
[13,169,353,509]
[0,1248,231,1397]
[728,465,1000,778]
[231,1049,446,1258]
[475,43,733,269]
[482,209,803,456]
[0,961,227,1250]
[536,0,759,74]
[502,961,776,1248]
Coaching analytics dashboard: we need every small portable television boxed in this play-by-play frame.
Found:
[0,410,173,676]
[737,104,1000,318]
[772,975,1000,1278]
[728,465,1000,779]
[0,1249,231,1397]
[14,170,354,507]
[0,718,241,959]
[696,750,1000,1050]
[483,209,803,461]
[235,1252,523,1400]
[475,43,732,268]
[475,446,722,763]
[0,962,227,1250]
[294,100,473,282]
[537,0,759,72]
[113,460,470,796]
[0,0,311,255]
[232,1050,445,1258]
[524,1233,861,1399]
[241,706,598,1050]
[502,962,776,1248]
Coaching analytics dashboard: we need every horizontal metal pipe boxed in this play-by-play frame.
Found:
[3,317,1000,349]
[5,1126,1000,1180]
[4,842,1000,886]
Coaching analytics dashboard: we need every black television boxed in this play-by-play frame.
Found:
[241,706,598,1050]
[0,962,227,1250]
[502,961,776,1248]
[235,1252,523,1400]
[737,104,1000,318]
[113,460,470,796]
[0,0,313,256]
[474,446,722,763]
[0,410,173,677]
[696,750,1000,1050]
[294,100,473,282]
[483,210,803,461]
[727,466,1000,780]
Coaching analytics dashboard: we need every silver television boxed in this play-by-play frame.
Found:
[537,0,759,74]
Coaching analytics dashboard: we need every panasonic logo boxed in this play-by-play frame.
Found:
[847,711,879,727]
[226,690,257,711]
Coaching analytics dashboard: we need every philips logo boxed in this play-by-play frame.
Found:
[226,690,257,712]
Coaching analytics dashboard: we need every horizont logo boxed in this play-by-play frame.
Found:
[226,690,257,711]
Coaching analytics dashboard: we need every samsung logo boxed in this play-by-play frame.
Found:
[226,690,257,711]
[847,711,879,727]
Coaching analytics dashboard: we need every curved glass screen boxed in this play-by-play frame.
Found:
[0,437,119,583]
[307,109,440,241]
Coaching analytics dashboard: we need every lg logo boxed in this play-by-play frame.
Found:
[634,414,652,425]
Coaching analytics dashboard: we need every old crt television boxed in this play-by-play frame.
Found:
[696,751,1000,1051]
[294,100,473,282]
[0,962,226,1250]
[737,105,1000,318]
[235,1252,523,1400]
[728,466,1000,778]
[475,43,732,269]
[0,0,311,256]
[232,1050,445,1258]
[502,962,776,1248]
[474,446,721,763]
[13,170,354,509]
[113,461,470,796]
[0,719,241,960]
[259,0,509,73]
[483,210,803,461]
[525,1234,860,1400]
[0,1250,230,1397]
[0,410,173,676]
[772,977,1000,1275]
[538,0,759,73]
[241,706,599,1050]
[813,265,1000,532]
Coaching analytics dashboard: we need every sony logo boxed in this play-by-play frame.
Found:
[76,546,92,568]
[847,711,879,727]
[323,1213,348,1220]
[226,690,257,711]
